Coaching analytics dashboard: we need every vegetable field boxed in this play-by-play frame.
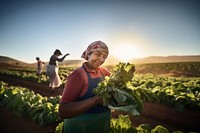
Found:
[0,62,200,133]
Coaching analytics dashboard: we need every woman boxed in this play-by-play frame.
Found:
[36,57,45,76]
[59,41,111,133]
[46,49,70,89]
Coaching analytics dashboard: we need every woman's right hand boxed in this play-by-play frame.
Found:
[94,95,103,105]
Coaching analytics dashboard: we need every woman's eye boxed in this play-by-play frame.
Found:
[94,54,99,56]
[103,55,107,59]
[93,52,107,59]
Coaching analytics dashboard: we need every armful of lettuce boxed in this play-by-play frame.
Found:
[93,62,143,115]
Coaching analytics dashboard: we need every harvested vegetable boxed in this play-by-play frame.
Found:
[93,62,143,115]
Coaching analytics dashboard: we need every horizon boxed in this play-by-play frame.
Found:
[0,0,200,63]
[1,54,200,64]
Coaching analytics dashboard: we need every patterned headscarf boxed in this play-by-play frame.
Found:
[81,41,109,60]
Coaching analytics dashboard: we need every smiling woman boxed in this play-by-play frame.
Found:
[112,44,142,61]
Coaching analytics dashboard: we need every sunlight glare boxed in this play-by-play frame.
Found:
[112,44,141,62]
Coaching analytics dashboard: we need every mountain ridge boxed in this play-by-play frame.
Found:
[132,55,200,64]
[0,55,200,67]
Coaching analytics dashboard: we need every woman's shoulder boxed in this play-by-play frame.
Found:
[69,66,87,81]
[72,67,86,76]
[99,67,111,76]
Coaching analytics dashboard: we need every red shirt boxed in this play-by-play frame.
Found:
[61,63,111,103]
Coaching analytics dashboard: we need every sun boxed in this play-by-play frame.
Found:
[112,44,141,61]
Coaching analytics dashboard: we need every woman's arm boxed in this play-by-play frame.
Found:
[55,53,69,62]
[58,68,103,119]
[59,96,102,119]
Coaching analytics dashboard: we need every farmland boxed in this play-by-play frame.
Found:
[0,62,200,133]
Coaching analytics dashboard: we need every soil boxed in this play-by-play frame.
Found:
[0,75,200,133]
[0,106,57,133]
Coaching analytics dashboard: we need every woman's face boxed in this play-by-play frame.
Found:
[87,50,108,69]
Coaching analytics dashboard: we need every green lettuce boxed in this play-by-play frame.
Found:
[93,62,143,115]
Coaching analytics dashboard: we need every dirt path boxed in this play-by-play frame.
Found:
[0,107,57,133]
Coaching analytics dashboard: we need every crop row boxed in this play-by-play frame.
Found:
[56,115,174,133]
[0,81,61,125]
[127,74,200,111]
[1,81,187,133]
[135,62,200,76]
[0,66,74,84]
[1,68,200,111]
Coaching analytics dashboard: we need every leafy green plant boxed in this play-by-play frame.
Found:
[93,62,143,115]
[0,82,61,125]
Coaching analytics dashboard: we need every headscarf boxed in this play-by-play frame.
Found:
[81,41,109,60]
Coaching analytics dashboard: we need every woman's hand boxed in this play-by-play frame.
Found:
[94,95,103,105]
[59,95,104,119]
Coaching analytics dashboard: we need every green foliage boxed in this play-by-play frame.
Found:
[55,121,64,133]
[151,125,169,133]
[0,78,194,133]
[110,115,170,133]
[136,62,200,77]
[1,62,200,132]
[129,74,200,110]
[1,62,200,111]
[0,66,75,85]
[110,115,136,133]
[93,62,143,115]
[0,82,61,125]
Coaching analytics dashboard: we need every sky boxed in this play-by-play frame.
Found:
[0,0,200,63]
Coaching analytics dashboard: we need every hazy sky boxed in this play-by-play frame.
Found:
[0,0,200,63]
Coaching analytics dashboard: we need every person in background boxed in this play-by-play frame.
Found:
[36,57,45,82]
[59,41,111,133]
[46,49,70,89]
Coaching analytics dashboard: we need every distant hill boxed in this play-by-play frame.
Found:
[132,55,200,64]
[0,56,27,64]
[104,55,200,65]
[0,55,85,68]
[0,55,200,69]
[0,56,32,69]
